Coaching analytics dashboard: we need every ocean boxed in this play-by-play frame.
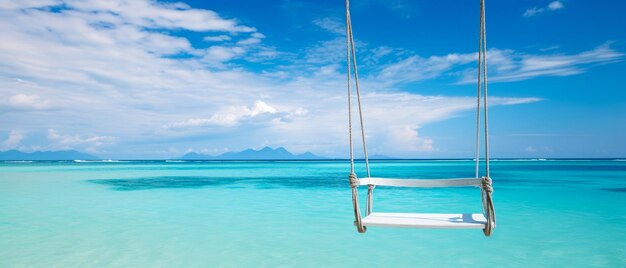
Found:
[1,160,625,267]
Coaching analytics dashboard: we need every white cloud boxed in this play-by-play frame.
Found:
[1,130,25,150]
[47,129,117,152]
[384,125,436,152]
[548,1,564,10]
[523,8,542,18]
[2,94,52,111]
[524,1,564,17]
[209,100,277,126]
[166,101,279,128]
[204,46,246,62]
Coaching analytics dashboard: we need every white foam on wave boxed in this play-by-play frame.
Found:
[74,159,128,163]
[4,160,33,163]
[491,159,551,162]
[165,160,185,163]
[429,159,473,162]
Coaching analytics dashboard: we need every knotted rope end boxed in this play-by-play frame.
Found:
[481,176,493,193]
[348,173,359,188]
[480,176,496,236]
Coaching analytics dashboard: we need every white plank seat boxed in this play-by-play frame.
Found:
[362,213,486,229]
[359,177,487,229]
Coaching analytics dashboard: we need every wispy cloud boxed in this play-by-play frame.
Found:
[467,43,623,83]
[524,1,564,18]
[374,43,623,85]
[375,53,475,85]
[236,33,266,45]
[204,35,232,42]
[313,17,345,35]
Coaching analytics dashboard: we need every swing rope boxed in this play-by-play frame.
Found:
[477,0,496,236]
[346,0,367,233]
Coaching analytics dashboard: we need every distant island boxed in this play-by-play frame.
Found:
[0,150,99,161]
[180,146,325,160]
[0,148,397,161]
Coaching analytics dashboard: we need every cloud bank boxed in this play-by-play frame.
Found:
[0,0,618,158]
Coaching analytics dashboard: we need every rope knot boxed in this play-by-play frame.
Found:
[349,173,359,188]
[481,176,493,194]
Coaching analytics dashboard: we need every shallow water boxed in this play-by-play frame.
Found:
[1,160,625,267]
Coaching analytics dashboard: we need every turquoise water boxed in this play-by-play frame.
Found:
[1,160,625,267]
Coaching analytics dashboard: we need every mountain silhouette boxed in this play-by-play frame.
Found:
[180,147,325,160]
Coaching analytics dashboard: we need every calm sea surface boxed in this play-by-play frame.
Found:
[1,160,625,267]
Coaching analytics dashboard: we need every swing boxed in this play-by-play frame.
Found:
[345,0,496,236]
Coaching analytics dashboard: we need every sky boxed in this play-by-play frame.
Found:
[0,0,625,159]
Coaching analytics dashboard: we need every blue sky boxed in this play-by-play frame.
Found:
[0,0,624,159]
